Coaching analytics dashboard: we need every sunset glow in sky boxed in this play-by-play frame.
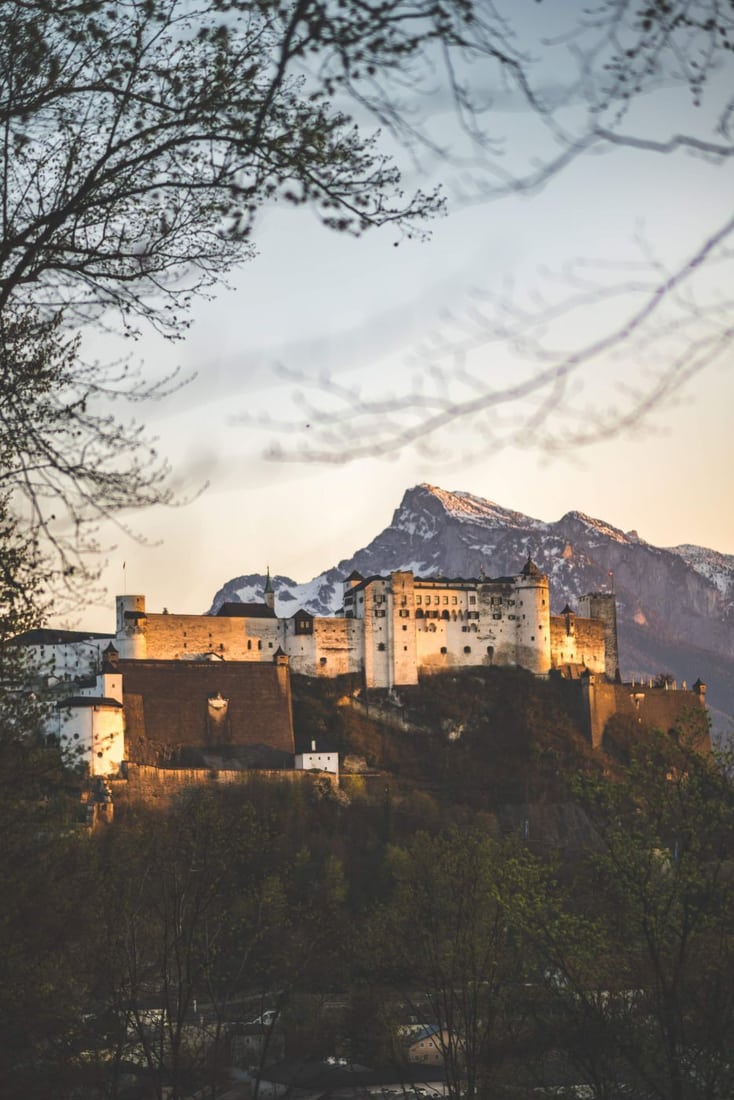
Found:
[65,5,734,628]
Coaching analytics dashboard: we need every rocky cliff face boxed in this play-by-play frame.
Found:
[209,484,734,725]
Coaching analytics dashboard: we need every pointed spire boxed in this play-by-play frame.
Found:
[264,567,275,611]
[521,554,540,577]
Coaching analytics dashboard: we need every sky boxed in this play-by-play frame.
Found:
[64,7,734,630]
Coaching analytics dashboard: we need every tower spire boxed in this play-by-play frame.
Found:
[264,567,275,611]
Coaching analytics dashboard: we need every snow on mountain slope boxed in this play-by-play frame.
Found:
[667,544,734,604]
[408,484,547,531]
[207,483,734,721]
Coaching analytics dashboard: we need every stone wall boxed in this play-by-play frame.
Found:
[119,658,294,762]
[109,763,336,813]
[578,677,708,749]
[550,614,606,674]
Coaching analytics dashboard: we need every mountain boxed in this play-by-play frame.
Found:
[209,484,734,729]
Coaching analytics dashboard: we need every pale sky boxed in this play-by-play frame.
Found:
[62,13,734,630]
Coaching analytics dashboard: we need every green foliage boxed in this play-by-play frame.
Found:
[543,734,734,1100]
[370,828,553,1099]
[294,668,595,812]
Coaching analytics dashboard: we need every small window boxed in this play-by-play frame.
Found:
[440,646,447,654]
[247,640,252,650]
[258,639,262,650]
[378,642,386,651]
[416,595,422,605]
[443,596,449,605]
[452,596,457,605]
[402,625,408,631]
[469,595,477,605]
[530,635,535,641]
[268,641,273,648]
[375,609,386,618]
[319,657,327,665]
[493,613,502,620]
[464,645,471,654]
[486,646,494,658]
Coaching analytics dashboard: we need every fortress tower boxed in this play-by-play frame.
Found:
[115,594,147,659]
[514,556,552,675]
[578,591,619,680]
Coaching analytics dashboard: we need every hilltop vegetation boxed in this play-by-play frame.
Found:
[0,665,726,1098]
[295,667,601,810]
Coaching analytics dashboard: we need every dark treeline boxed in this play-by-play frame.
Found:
[1,712,734,1100]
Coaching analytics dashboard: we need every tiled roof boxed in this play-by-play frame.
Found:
[215,602,276,619]
[9,628,114,646]
[57,695,123,709]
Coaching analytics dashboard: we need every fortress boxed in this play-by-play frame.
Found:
[116,557,618,687]
[16,558,708,779]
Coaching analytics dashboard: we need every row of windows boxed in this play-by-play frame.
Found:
[414,593,478,606]
[417,622,479,633]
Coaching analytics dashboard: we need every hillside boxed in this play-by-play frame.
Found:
[291,666,690,848]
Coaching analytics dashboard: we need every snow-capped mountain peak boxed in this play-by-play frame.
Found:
[208,484,734,724]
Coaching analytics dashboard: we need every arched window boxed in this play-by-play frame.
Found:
[415,608,424,619]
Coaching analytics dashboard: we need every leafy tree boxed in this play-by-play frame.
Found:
[84,784,348,1099]
[0,0,465,576]
[536,731,734,1100]
[371,829,545,1100]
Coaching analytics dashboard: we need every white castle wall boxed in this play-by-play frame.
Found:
[56,670,125,777]
[284,616,362,677]
[24,639,107,685]
[45,565,612,703]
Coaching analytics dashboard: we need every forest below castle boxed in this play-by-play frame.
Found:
[2,669,733,1100]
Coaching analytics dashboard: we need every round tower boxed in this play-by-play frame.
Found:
[515,557,551,674]
[115,594,147,659]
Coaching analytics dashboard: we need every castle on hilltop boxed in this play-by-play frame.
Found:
[14,558,708,780]
[116,557,619,688]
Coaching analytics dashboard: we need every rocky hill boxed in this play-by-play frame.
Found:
[209,484,734,727]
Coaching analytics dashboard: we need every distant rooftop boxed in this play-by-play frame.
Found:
[215,602,276,619]
[10,628,114,646]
